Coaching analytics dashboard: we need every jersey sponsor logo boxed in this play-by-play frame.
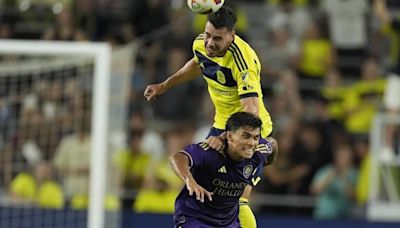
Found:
[216,71,226,84]
[212,178,246,197]
[243,165,253,179]
[210,87,233,96]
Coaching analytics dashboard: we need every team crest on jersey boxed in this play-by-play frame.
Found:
[243,165,253,179]
[216,71,226,84]
[241,70,249,83]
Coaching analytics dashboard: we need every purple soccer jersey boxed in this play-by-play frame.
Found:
[174,141,272,228]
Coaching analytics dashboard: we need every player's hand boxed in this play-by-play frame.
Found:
[186,178,213,203]
[206,132,226,152]
[144,83,167,101]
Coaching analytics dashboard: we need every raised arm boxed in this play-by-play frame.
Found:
[169,152,213,202]
[144,58,202,101]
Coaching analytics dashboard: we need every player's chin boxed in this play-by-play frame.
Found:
[206,50,216,57]
[241,151,254,159]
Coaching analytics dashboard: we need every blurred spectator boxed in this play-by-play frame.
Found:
[164,8,193,54]
[133,127,190,214]
[261,129,304,195]
[42,7,87,41]
[319,0,370,76]
[9,161,64,209]
[260,28,298,79]
[354,138,371,217]
[53,114,91,209]
[266,0,312,7]
[151,46,202,129]
[320,68,347,122]
[343,56,386,136]
[268,0,311,41]
[294,122,326,195]
[0,23,13,39]
[18,107,44,167]
[310,144,358,220]
[270,70,304,132]
[296,22,335,84]
[113,111,153,209]
[130,0,170,37]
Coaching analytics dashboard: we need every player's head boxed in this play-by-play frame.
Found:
[225,112,262,160]
[204,6,237,57]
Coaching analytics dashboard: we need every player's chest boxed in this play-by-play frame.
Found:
[212,161,257,182]
[195,51,237,87]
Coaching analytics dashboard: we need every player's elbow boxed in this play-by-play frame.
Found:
[168,153,178,169]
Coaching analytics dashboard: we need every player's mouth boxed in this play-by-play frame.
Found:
[243,148,254,157]
[206,46,218,53]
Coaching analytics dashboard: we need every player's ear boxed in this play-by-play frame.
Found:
[226,131,232,142]
[230,30,235,40]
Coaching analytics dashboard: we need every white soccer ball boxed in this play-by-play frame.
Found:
[187,0,225,14]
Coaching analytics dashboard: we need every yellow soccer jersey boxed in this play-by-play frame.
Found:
[193,34,272,137]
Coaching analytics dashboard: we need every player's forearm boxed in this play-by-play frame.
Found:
[169,152,195,184]
[163,58,201,90]
[240,97,259,116]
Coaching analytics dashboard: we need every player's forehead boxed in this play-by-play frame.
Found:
[234,126,260,136]
[204,22,230,37]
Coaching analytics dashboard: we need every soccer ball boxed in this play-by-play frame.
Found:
[187,0,225,14]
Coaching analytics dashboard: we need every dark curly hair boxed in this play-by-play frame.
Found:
[207,6,237,31]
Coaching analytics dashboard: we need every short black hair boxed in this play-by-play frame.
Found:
[207,6,237,31]
[226,112,262,132]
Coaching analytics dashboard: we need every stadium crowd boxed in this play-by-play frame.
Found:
[0,0,399,221]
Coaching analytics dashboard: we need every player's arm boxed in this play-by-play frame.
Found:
[240,96,259,116]
[144,58,201,101]
[259,137,278,166]
[207,96,260,150]
[169,151,213,202]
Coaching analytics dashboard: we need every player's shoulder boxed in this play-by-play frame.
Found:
[231,35,252,52]
[184,142,213,152]
[193,33,204,48]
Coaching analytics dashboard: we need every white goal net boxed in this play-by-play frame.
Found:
[0,40,134,228]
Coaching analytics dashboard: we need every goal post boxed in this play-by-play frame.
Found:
[368,113,400,222]
[0,40,131,228]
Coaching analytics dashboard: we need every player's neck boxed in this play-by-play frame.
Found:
[225,147,243,162]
